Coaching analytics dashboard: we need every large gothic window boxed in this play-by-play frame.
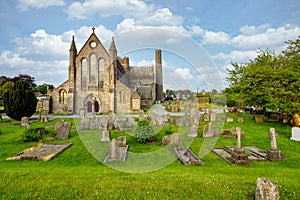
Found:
[99,58,105,88]
[59,89,67,104]
[90,54,96,85]
[81,58,88,90]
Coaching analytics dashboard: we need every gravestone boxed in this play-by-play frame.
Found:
[229,127,250,165]
[101,128,110,142]
[221,129,231,137]
[210,112,217,122]
[162,135,171,145]
[184,118,190,126]
[156,115,164,127]
[55,120,71,140]
[77,117,90,130]
[255,178,279,200]
[238,117,244,123]
[188,125,198,138]
[139,110,144,120]
[226,118,233,123]
[21,117,30,127]
[127,116,137,128]
[255,116,263,124]
[117,136,127,147]
[203,122,219,138]
[170,133,183,146]
[104,137,128,162]
[90,114,100,130]
[290,127,300,141]
[173,147,204,166]
[175,116,184,127]
[203,113,210,122]
[266,128,286,161]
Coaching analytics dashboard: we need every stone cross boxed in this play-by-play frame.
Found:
[233,127,245,149]
[268,128,277,150]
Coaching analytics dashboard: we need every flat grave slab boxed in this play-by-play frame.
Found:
[7,143,72,161]
[211,146,267,164]
[173,147,204,165]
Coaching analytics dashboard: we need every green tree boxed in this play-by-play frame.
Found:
[34,84,54,94]
[3,80,37,120]
[226,36,300,117]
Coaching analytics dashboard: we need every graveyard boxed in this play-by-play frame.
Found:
[0,111,299,199]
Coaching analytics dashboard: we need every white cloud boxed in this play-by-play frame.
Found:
[67,0,182,27]
[175,67,193,79]
[201,31,230,45]
[18,0,65,11]
[232,24,300,50]
[211,50,259,63]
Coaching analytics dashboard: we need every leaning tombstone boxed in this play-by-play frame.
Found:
[56,120,71,140]
[266,128,286,161]
[255,178,280,200]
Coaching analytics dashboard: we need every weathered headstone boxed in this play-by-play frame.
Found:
[77,117,90,130]
[210,112,217,122]
[203,122,219,138]
[21,117,30,127]
[255,116,263,124]
[170,133,183,146]
[104,137,128,162]
[221,129,231,137]
[266,128,286,161]
[290,127,300,141]
[90,114,100,130]
[101,128,110,142]
[162,135,171,145]
[55,120,71,140]
[203,113,210,122]
[175,116,184,127]
[255,178,279,200]
[117,136,127,147]
[173,147,204,166]
[226,117,233,123]
[188,125,198,138]
[139,110,144,120]
[238,117,244,123]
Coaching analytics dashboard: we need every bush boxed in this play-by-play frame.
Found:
[161,125,178,135]
[21,128,47,142]
[134,119,155,143]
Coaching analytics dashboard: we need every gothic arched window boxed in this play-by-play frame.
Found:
[99,58,105,88]
[59,89,67,104]
[90,54,96,85]
[81,58,88,90]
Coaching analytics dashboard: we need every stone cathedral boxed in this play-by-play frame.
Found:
[46,28,163,114]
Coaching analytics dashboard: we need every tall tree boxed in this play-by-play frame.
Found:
[3,80,37,120]
[227,36,300,117]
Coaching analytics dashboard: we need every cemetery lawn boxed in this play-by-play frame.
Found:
[0,114,300,199]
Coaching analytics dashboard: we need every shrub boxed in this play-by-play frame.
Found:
[162,125,178,135]
[134,119,155,143]
[21,128,47,142]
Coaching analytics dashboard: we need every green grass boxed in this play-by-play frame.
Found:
[0,114,299,199]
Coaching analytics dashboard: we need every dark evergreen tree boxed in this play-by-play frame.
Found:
[3,80,37,120]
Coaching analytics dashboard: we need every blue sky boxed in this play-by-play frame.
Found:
[0,0,299,91]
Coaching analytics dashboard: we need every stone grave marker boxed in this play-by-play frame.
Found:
[266,128,286,161]
[77,117,90,130]
[203,122,219,137]
[21,117,30,127]
[175,116,184,127]
[290,127,300,141]
[238,117,244,123]
[210,112,216,122]
[188,125,198,138]
[203,113,210,122]
[229,127,250,165]
[117,136,127,147]
[162,135,171,145]
[170,133,183,146]
[255,116,263,124]
[139,110,144,120]
[101,128,110,142]
[90,114,100,130]
[55,120,71,140]
[255,178,279,200]
[226,117,233,123]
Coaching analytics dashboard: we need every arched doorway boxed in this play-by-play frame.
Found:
[84,95,102,114]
